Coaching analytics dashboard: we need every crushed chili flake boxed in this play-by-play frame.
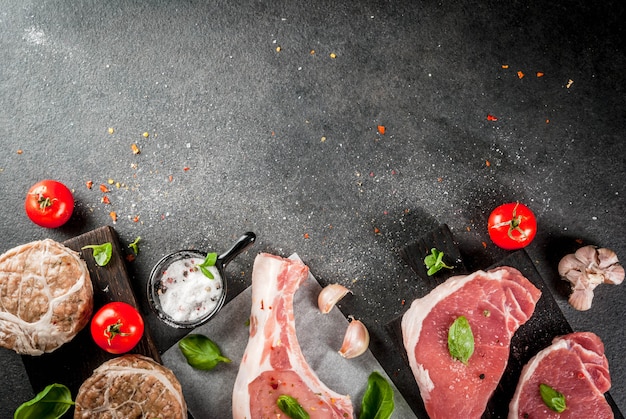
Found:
[374,227,381,234]
[487,114,498,121]
[482,241,487,248]
[17,149,23,154]
[536,72,544,78]
[377,125,386,135]
[517,71,525,79]
[126,253,136,262]
[86,180,94,189]
[132,215,140,223]
[183,166,190,171]
[109,211,118,223]
[99,184,110,193]
[401,299,406,306]
[310,49,315,55]
[486,160,491,167]
[131,143,141,154]
[501,64,509,69]
[466,226,471,232]
[168,175,173,182]
[303,233,310,239]
[101,196,111,204]
[546,119,550,124]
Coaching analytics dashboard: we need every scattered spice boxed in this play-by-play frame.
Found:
[101,196,111,205]
[487,114,498,121]
[566,79,574,89]
[485,160,491,167]
[310,49,315,55]
[132,215,140,223]
[109,211,118,223]
[107,179,114,185]
[517,71,525,79]
[108,127,115,134]
[374,227,381,234]
[536,72,544,78]
[377,125,386,135]
[131,143,141,154]
[183,166,190,171]
[86,180,94,189]
[142,131,149,138]
[276,46,281,52]
[100,184,110,193]
[501,64,509,69]
[303,233,310,239]
[330,52,337,59]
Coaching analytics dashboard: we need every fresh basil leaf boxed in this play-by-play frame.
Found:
[81,242,113,266]
[359,371,395,419]
[14,383,74,419]
[448,316,474,364]
[424,248,453,276]
[197,252,218,279]
[539,383,566,413]
[277,395,310,419]
[178,334,231,370]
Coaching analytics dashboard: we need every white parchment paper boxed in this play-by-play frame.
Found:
[162,254,416,418]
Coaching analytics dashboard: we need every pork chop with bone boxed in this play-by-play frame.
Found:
[401,266,541,419]
[232,253,353,418]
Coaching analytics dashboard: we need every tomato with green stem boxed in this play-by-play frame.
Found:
[90,302,144,354]
[487,202,537,250]
[25,180,74,228]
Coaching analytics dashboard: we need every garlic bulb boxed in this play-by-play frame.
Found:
[338,316,370,359]
[558,245,624,311]
[318,284,351,314]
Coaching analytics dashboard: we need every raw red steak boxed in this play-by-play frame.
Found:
[508,332,613,418]
[232,253,353,419]
[401,266,541,419]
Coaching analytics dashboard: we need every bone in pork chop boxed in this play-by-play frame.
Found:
[401,266,541,419]
[0,239,93,355]
[232,253,354,419]
[508,332,613,419]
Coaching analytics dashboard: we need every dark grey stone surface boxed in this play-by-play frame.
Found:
[1,0,624,417]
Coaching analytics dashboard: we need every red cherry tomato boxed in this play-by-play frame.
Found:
[24,180,74,228]
[487,202,537,250]
[90,302,144,354]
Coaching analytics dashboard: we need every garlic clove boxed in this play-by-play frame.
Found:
[338,316,370,359]
[318,284,352,314]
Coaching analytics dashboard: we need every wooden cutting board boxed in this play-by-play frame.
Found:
[21,226,160,396]
[389,224,624,419]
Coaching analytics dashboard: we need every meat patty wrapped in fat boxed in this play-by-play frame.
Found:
[74,354,188,419]
[0,239,93,355]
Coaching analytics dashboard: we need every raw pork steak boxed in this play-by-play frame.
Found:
[232,253,353,419]
[508,332,613,418]
[401,266,541,419]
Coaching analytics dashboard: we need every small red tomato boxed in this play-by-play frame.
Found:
[90,302,144,354]
[487,202,537,250]
[24,180,74,228]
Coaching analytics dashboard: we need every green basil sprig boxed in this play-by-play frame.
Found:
[197,252,218,279]
[539,383,566,413]
[359,371,395,419]
[81,242,113,266]
[277,395,310,419]
[14,383,74,419]
[424,248,454,276]
[128,236,141,255]
[178,334,231,370]
[448,316,474,364]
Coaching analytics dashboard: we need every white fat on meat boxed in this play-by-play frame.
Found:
[232,253,353,419]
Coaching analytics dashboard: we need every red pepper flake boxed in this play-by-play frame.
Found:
[501,64,509,69]
[466,226,471,232]
[101,196,111,204]
[401,299,406,306]
[391,169,397,175]
[126,254,136,262]
[99,184,110,193]
[546,119,550,124]
[303,233,310,239]
[17,149,23,154]
[482,241,487,248]
[485,160,491,167]
[487,114,498,121]
[86,180,94,189]
[369,171,375,177]
[536,72,544,78]
[168,175,173,182]
[437,177,443,182]
[109,211,118,223]
[377,125,386,135]
[374,227,381,234]
[575,238,584,244]
[131,143,141,154]
[183,166,190,171]
[132,215,140,223]
[517,71,525,79]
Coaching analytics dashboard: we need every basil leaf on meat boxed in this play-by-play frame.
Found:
[448,316,475,364]
[359,371,395,419]
[539,383,566,413]
[14,383,74,419]
[81,242,113,266]
[178,334,231,370]
[277,395,310,419]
